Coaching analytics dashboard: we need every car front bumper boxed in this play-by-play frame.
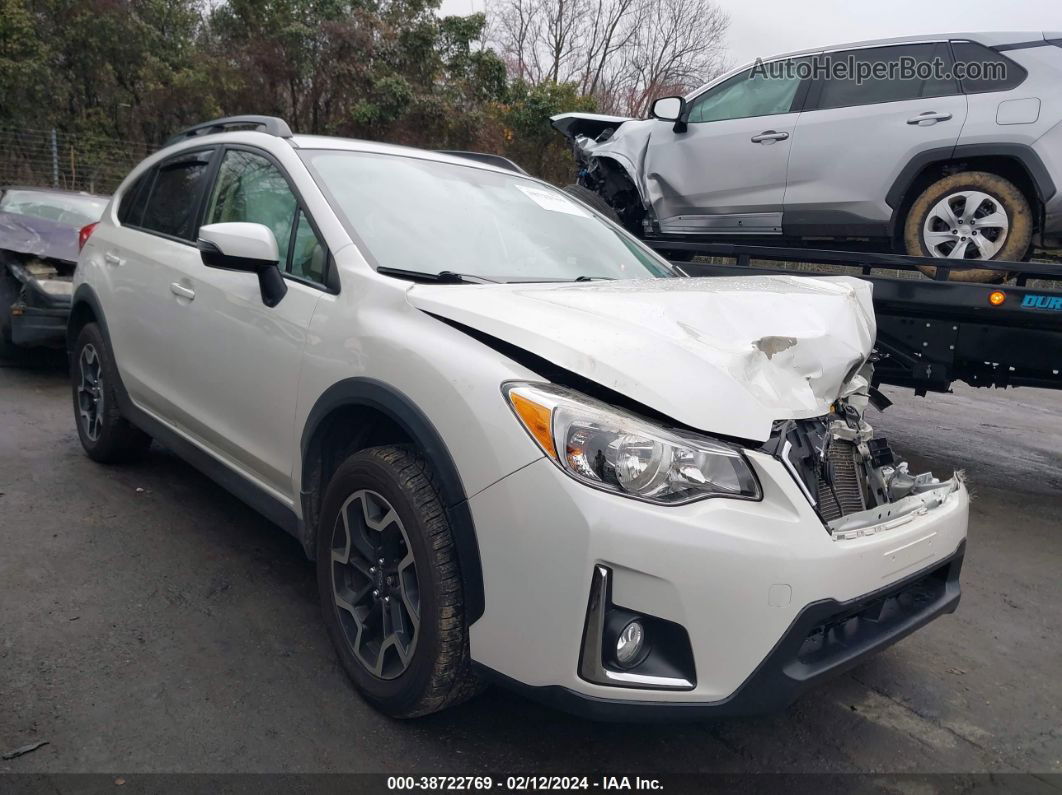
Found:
[466,451,969,719]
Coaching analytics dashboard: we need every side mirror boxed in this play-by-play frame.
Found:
[650,96,686,122]
[197,222,287,307]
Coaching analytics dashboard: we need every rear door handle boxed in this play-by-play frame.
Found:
[103,252,123,267]
[751,130,789,143]
[169,282,195,301]
[907,111,953,125]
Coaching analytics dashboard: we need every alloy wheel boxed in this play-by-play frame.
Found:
[922,190,1010,260]
[330,489,421,680]
[77,344,104,441]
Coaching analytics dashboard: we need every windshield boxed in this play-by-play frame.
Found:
[299,150,674,282]
[0,190,107,227]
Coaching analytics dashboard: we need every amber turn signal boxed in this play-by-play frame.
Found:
[988,290,1006,306]
[509,391,557,459]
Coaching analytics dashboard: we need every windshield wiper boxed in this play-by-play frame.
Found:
[573,275,616,281]
[377,267,500,285]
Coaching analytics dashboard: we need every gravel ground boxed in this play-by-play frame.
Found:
[0,358,1059,775]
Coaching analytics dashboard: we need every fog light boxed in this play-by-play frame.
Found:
[615,620,645,667]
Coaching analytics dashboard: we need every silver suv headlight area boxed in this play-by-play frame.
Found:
[503,382,761,505]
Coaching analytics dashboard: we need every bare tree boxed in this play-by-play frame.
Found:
[486,0,729,115]
[613,0,729,116]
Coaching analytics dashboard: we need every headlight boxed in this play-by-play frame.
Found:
[503,382,760,505]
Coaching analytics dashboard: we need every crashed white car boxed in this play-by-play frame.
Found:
[70,116,968,719]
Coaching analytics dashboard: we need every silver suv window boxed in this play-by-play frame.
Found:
[814,43,959,110]
[687,60,807,123]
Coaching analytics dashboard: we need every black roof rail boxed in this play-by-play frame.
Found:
[436,150,528,175]
[165,115,294,147]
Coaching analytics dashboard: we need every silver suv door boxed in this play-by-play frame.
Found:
[783,42,968,237]
[643,58,812,235]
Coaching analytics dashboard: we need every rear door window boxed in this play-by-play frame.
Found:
[137,149,214,240]
[118,171,153,226]
[814,43,959,110]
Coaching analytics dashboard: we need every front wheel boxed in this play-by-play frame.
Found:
[903,171,1032,282]
[316,445,482,718]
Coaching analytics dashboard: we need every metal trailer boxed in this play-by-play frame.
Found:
[647,241,1062,395]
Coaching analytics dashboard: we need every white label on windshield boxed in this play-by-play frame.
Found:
[515,184,592,217]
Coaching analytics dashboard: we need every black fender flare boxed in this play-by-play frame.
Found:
[886,143,1056,223]
[300,378,486,624]
[68,283,111,351]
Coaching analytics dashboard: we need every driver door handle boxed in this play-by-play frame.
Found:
[751,130,789,143]
[169,282,195,301]
[907,111,953,125]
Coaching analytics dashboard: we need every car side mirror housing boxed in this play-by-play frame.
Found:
[651,96,686,122]
[197,222,287,307]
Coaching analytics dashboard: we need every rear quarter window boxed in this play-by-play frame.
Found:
[951,41,1028,94]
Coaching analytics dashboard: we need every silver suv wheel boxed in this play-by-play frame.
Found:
[922,190,1010,260]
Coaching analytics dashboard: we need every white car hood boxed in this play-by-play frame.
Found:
[409,275,876,441]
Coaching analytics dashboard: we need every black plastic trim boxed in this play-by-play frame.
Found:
[436,151,529,175]
[165,115,293,146]
[886,143,1056,210]
[782,210,890,239]
[67,284,300,535]
[478,541,965,722]
[994,40,1050,52]
[299,377,485,624]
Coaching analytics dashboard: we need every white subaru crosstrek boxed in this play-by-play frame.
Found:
[70,116,969,719]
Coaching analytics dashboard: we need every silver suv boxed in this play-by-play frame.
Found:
[554,32,1062,281]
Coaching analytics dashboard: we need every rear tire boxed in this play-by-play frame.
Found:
[316,445,482,718]
[71,323,151,462]
[904,171,1031,283]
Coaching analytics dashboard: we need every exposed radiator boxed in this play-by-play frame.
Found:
[817,439,867,521]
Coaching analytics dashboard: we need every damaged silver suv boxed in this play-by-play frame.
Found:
[555,31,1062,282]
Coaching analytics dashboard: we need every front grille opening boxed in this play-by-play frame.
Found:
[816,439,867,521]
[797,561,950,667]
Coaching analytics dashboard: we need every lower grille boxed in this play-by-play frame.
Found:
[816,439,866,521]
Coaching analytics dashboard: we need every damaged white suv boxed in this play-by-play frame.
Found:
[70,116,969,719]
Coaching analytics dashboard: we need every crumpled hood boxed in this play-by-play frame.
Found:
[409,275,876,442]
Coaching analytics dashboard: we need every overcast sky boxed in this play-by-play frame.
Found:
[439,0,1062,66]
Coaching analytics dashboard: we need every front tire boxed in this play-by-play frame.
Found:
[316,445,481,718]
[904,171,1032,282]
[71,323,151,462]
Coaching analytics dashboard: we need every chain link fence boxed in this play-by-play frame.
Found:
[0,128,156,196]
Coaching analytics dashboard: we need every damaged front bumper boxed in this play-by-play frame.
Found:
[5,259,72,347]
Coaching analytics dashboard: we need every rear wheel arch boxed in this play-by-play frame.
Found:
[299,378,485,623]
[888,147,1050,244]
[67,285,108,352]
